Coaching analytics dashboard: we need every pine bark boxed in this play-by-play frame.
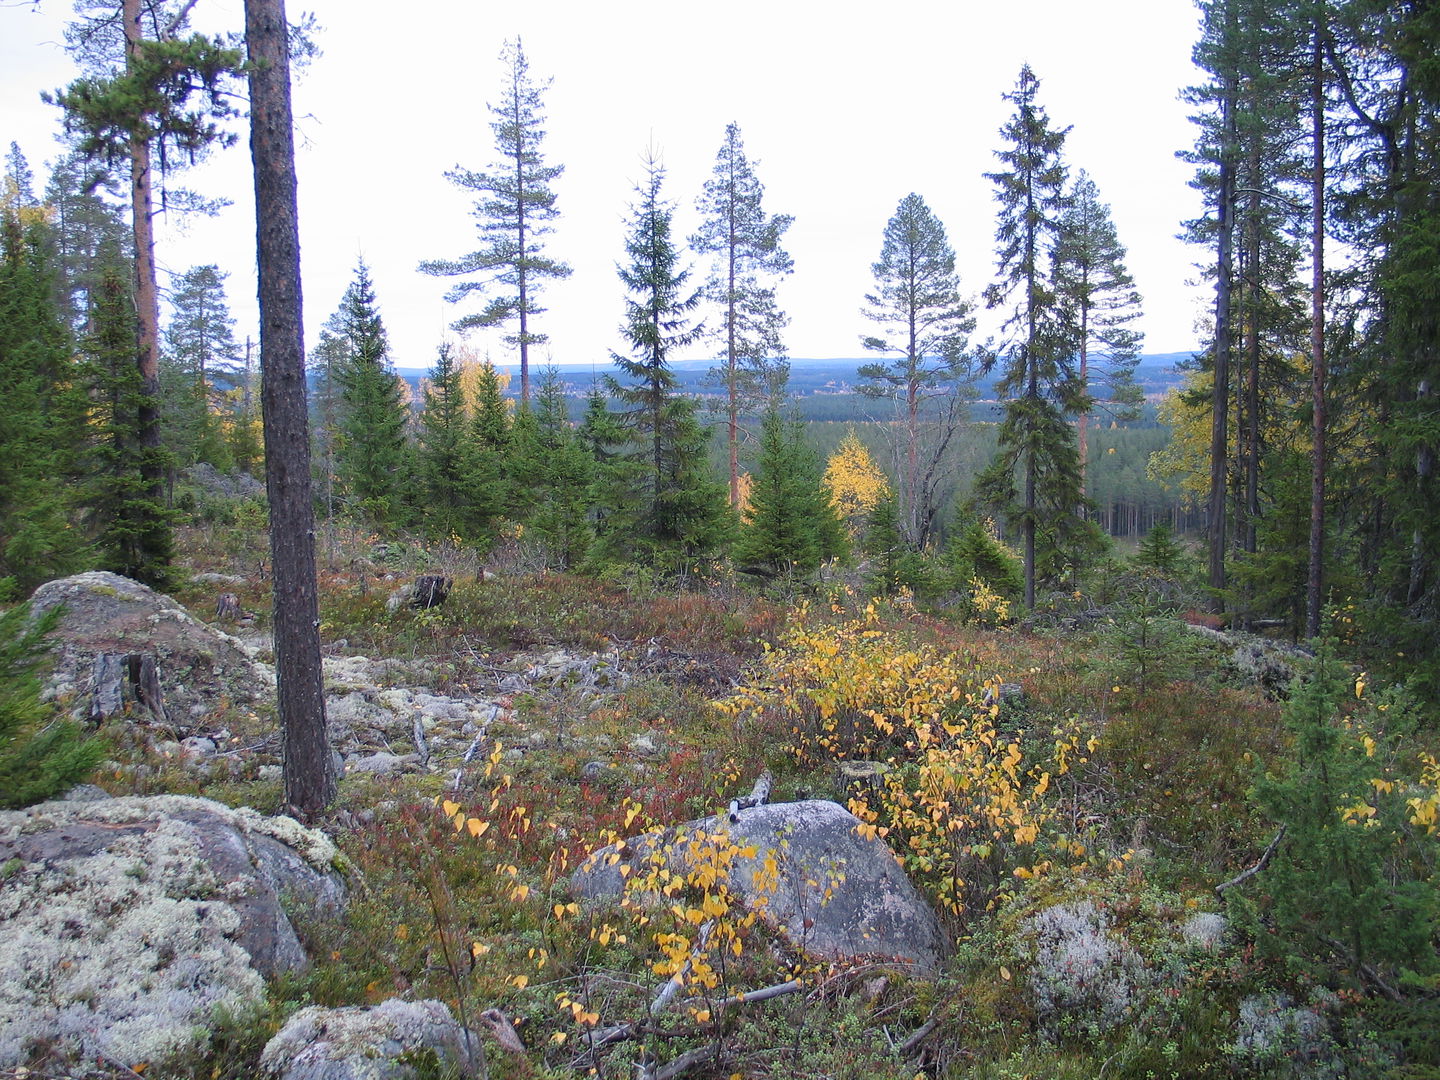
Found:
[1307,24,1326,639]
[1208,75,1237,614]
[122,0,165,515]
[245,0,335,818]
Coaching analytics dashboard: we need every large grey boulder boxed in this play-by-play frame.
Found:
[0,793,345,1067]
[260,1000,478,1080]
[29,571,272,727]
[571,799,947,973]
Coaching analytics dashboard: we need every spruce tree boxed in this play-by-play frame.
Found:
[417,342,477,544]
[331,261,410,527]
[0,605,106,810]
[509,369,594,569]
[81,255,173,586]
[607,156,730,575]
[983,66,1085,608]
[735,401,844,580]
[42,148,131,333]
[690,123,794,508]
[858,193,976,549]
[420,38,570,404]
[162,263,242,472]
[0,185,89,590]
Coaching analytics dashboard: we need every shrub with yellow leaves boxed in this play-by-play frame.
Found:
[721,606,1095,923]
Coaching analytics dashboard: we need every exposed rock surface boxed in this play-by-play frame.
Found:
[0,793,344,1067]
[260,1000,478,1080]
[570,799,947,972]
[184,461,265,501]
[30,572,272,727]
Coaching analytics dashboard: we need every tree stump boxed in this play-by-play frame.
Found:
[90,652,168,724]
[411,575,451,609]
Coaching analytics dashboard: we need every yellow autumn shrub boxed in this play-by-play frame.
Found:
[720,605,1095,921]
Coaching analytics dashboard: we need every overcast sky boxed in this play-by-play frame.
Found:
[2,0,1209,372]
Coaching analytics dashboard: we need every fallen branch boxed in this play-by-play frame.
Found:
[644,1041,721,1080]
[1215,826,1286,896]
[897,1018,938,1058]
[728,770,773,822]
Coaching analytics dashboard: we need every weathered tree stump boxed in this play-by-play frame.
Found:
[90,652,168,724]
[411,575,451,609]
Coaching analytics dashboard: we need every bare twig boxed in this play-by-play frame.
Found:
[1215,826,1286,896]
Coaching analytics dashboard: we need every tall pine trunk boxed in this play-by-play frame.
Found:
[1209,73,1237,615]
[246,0,335,819]
[1307,20,1326,639]
[123,0,166,538]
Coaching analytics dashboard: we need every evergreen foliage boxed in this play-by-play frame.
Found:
[417,343,488,545]
[161,263,241,472]
[605,157,731,575]
[1242,636,1438,993]
[419,38,569,403]
[982,66,1089,606]
[0,186,90,590]
[1052,170,1144,496]
[691,122,794,507]
[734,401,845,580]
[80,257,173,587]
[863,493,907,596]
[331,261,410,527]
[858,193,976,549]
[508,370,594,569]
[1135,520,1184,577]
[0,604,106,811]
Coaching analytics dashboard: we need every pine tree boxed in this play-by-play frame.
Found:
[983,66,1084,608]
[606,156,730,574]
[50,0,244,539]
[420,38,569,404]
[245,0,334,819]
[331,261,410,527]
[735,401,844,580]
[42,149,131,333]
[1052,170,1144,498]
[858,193,976,549]
[690,122,794,508]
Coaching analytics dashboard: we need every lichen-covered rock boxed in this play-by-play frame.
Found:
[570,799,947,972]
[260,1000,478,1080]
[0,794,345,1067]
[29,571,273,727]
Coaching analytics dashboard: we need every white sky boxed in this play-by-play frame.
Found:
[2,0,1210,371]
